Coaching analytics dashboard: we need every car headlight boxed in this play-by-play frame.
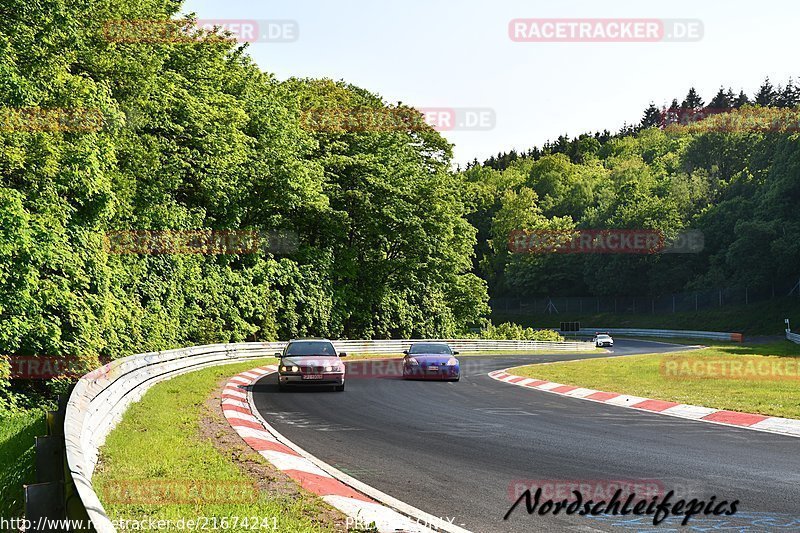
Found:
[325,365,343,372]
[407,357,419,366]
[281,365,299,373]
[447,358,458,366]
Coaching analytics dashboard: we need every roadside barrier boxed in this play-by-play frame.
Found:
[787,329,800,345]
[332,338,595,354]
[574,328,744,342]
[62,338,592,532]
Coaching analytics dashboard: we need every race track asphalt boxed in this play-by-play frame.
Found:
[251,340,800,532]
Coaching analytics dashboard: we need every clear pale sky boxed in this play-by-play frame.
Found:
[182,0,798,165]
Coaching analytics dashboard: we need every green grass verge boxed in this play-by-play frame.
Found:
[494,296,800,335]
[93,358,341,532]
[0,410,47,518]
[510,341,800,419]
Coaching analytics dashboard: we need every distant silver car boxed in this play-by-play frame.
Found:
[594,334,614,347]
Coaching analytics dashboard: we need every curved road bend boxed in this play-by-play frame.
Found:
[252,340,800,532]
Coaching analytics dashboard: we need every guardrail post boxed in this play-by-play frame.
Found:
[24,482,66,531]
[35,436,65,484]
[26,394,69,530]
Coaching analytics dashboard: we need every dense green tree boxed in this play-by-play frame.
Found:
[709,87,733,110]
[755,78,778,106]
[0,0,490,407]
[776,79,799,108]
[461,111,800,299]
[681,88,705,111]
[734,90,751,108]
[641,103,663,129]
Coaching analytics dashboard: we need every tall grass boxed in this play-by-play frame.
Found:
[0,410,47,518]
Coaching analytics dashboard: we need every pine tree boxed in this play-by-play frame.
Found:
[681,88,705,111]
[734,90,750,108]
[708,87,733,111]
[725,88,737,106]
[595,130,611,144]
[665,99,681,125]
[641,102,663,129]
[754,78,777,106]
[776,79,799,108]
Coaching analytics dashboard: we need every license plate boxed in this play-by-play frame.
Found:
[302,374,324,380]
[427,366,440,372]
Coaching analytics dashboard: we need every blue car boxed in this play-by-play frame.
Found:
[402,342,460,381]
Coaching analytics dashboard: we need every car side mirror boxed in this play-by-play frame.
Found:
[402,350,409,356]
[339,352,347,357]
[453,351,460,355]
[274,352,282,358]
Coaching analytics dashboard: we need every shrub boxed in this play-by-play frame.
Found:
[479,322,564,342]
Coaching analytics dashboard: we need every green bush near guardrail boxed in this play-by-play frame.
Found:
[476,323,564,342]
[0,410,46,518]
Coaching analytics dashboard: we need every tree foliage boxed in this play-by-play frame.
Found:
[462,120,800,298]
[0,0,489,406]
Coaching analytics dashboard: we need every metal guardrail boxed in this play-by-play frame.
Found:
[787,330,800,344]
[64,338,591,532]
[574,328,744,342]
[64,343,280,533]
[332,339,594,353]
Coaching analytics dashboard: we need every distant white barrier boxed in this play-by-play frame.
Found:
[787,330,800,345]
[64,338,591,532]
[332,338,594,354]
[575,328,744,342]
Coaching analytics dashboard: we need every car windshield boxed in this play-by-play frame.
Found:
[285,341,336,356]
[409,344,452,355]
